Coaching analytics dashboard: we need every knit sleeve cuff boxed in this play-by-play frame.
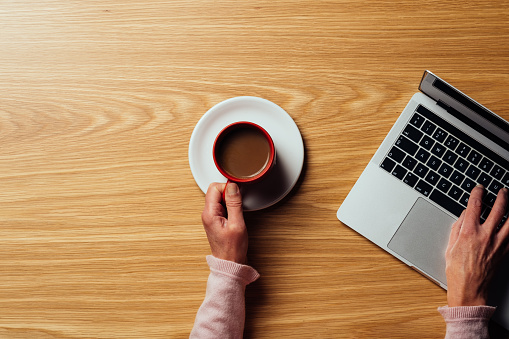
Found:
[438,305,496,320]
[206,255,260,285]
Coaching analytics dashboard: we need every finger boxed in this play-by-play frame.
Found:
[493,190,509,251]
[224,183,245,228]
[485,188,508,233]
[497,218,509,256]
[463,185,485,231]
[202,183,226,226]
[204,182,225,205]
[448,209,466,250]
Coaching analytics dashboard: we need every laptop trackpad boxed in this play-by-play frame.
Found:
[388,198,456,285]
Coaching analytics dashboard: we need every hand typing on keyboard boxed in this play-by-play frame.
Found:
[445,185,509,307]
[381,105,509,221]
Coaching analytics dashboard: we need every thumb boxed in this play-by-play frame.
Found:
[224,183,244,225]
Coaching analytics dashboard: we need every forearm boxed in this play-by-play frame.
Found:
[438,305,496,339]
[190,255,260,339]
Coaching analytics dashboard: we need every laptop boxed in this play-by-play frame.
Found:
[337,70,509,329]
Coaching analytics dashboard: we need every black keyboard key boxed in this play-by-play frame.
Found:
[467,151,482,165]
[419,135,434,150]
[437,178,452,193]
[403,172,419,188]
[421,120,437,135]
[425,170,440,186]
[502,172,509,186]
[443,150,458,165]
[491,165,504,180]
[444,135,459,150]
[477,172,492,188]
[381,157,396,172]
[453,158,469,173]
[480,215,487,224]
[448,185,463,200]
[432,128,448,143]
[438,163,453,179]
[427,155,442,171]
[456,143,471,157]
[402,156,418,171]
[465,165,481,180]
[396,136,418,156]
[431,143,446,157]
[489,180,504,194]
[414,163,429,178]
[479,158,494,173]
[388,146,406,163]
[484,192,497,207]
[392,165,407,180]
[410,113,425,128]
[415,148,431,163]
[402,124,424,143]
[430,190,465,217]
[483,207,491,219]
[416,105,509,176]
[450,171,465,186]
[461,178,476,192]
[482,206,492,220]
[415,180,433,197]
[460,192,470,207]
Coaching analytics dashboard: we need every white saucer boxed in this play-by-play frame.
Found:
[188,96,304,211]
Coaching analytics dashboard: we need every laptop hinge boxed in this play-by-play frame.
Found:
[437,99,461,116]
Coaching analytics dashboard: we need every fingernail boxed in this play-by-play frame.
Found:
[227,183,239,195]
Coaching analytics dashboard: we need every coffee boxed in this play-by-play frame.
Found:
[215,125,271,179]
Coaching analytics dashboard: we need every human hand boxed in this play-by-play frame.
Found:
[445,185,509,307]
[201,182,248,264]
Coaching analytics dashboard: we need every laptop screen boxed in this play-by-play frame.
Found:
[419,70,509,151]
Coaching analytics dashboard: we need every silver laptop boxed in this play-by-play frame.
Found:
[337,70,509,329]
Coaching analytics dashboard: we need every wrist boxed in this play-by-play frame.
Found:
[447,295,487,307]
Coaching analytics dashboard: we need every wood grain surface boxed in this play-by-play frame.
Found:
[1,1,508,338]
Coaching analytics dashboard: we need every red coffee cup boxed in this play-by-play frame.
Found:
[213,121,275,201]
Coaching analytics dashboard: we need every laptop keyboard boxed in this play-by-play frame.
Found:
[380,104,509,224]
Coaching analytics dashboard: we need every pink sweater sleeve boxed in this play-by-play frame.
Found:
[438,305,496,339]
[190,255,260,339]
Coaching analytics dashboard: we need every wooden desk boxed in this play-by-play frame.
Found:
[0,1,508,338]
